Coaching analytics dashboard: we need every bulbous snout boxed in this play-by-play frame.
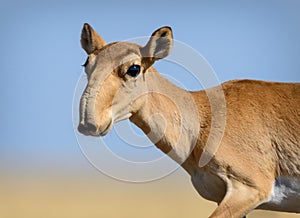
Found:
[78,80,114,137]
[78,86,102,137]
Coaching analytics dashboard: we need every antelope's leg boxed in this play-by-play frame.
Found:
[209,179,269,218]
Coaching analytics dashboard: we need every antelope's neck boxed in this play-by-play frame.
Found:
[130,69,210,164]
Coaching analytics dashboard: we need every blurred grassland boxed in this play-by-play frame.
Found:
[0,170,298,218]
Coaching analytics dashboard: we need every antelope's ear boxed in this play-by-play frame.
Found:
[141,26,173,67]
[81,23,106,54]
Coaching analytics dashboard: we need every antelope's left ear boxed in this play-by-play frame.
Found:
[141,26,173,67]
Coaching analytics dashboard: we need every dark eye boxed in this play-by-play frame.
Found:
[126,65,140,77]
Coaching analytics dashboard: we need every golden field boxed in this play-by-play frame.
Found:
[1,169,298,218]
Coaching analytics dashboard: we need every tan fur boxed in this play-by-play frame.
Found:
[78,23,300,218]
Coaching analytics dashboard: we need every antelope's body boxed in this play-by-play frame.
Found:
[78,23,300,217]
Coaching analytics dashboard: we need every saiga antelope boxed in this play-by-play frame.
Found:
[77,23,300,218]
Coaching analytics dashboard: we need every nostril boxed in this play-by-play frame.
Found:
[78,122,98,135]
[86,123,98,133]
[78,123,86,134]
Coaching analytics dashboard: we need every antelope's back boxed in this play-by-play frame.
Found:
[222,80,300,177]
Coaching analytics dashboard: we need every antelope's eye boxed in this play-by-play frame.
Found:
[126,65,140,77]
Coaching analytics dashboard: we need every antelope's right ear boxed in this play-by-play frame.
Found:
[81,23,106,54]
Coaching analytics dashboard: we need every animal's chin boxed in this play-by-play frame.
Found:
[96,113,133,137]
[98,121,113,136]
[97,113,133,136]
[86,113,132,137]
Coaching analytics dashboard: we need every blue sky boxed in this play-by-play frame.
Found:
[1,0,299,177]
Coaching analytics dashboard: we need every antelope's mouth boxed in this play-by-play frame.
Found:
[98,120,113,136]
[78,120,113,137]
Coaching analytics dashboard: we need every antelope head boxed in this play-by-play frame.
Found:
[78,23,173,136]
